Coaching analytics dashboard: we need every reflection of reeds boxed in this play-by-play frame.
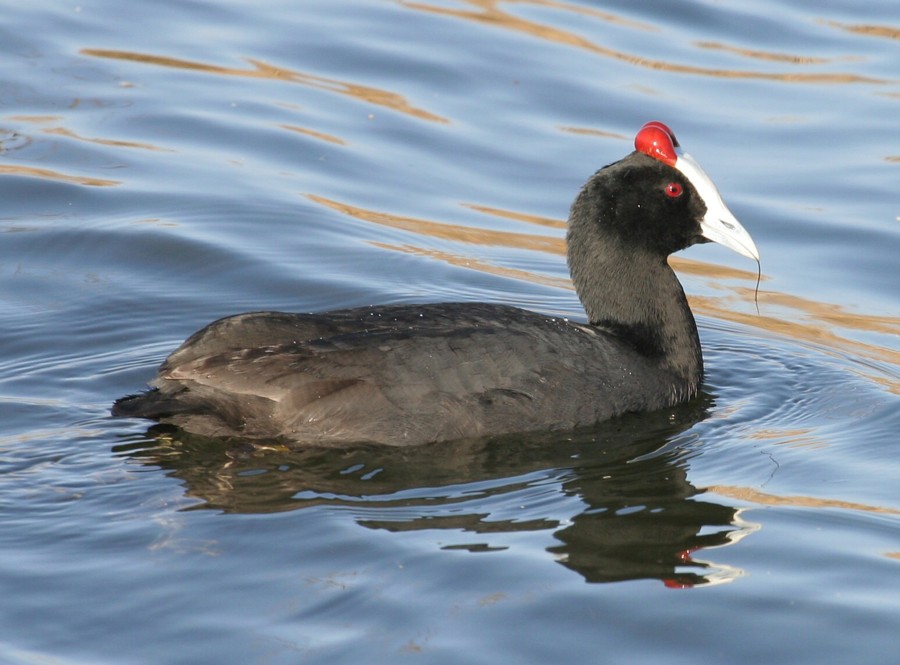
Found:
[691,291,900,386]
[401,0,887,84]
[0,163,119,187]
[693,42,846,65]
[279,124,346,146]
[81,49,448,123]
[823,20,900,41]
[307,193,900,390]
[308,193,564,253]
[0,115,170,185]
[371,241,571,290]
[709,485,900,516]
[40,126,174,152]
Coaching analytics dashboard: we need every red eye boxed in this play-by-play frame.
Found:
[665,182,683,198]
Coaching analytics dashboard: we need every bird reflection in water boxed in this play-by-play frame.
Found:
[114,392,756,588]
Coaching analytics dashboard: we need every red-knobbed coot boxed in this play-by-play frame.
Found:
[113,121,759,446]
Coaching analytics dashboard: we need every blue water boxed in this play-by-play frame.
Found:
[1,1,898,663]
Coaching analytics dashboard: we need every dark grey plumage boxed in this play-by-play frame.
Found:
[114,135,756,446]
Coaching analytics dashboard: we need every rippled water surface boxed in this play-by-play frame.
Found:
[1,1,898,663]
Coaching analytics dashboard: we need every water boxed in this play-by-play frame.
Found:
[1,1,898,663]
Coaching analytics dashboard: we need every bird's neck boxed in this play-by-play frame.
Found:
[568,241,703,393]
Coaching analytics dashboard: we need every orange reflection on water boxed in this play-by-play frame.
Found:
[371,241,571,290]
[558,127,628,140]
[307,194,563,254]
[693,41,849,65]
[41,126,173,152]
[402,0,887,84]
[279,124,347,146]
[747,426,828,450]
[80,49,448,124]
[823,20,900,41]
[708,485,900,517]
[462,203,566,231]
[690,291,900,381]
[0,164,119,187]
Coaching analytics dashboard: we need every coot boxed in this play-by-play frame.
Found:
[113,121,759,446]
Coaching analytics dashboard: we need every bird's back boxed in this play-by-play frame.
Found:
[113,303,679,446]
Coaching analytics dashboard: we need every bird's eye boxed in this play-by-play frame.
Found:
[665,182,683,198]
